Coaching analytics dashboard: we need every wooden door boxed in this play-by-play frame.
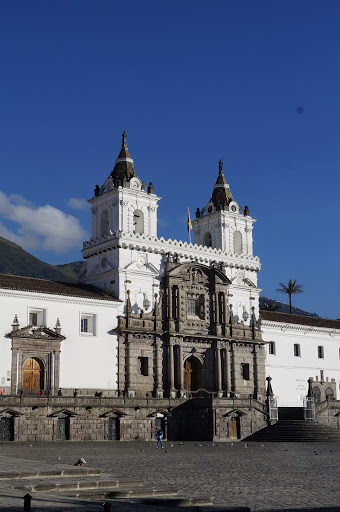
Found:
[0,418,13,441]
[57,417,70,440]
[23,358,43,394]
[108,418,119,440]
[184,359,193,391]
[229,417,240,439]
[184,356,202,392]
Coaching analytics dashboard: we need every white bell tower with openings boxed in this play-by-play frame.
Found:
[82,132,161,295]
[192,160,256,257]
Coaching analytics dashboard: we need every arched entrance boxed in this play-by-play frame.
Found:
[184,356,202,392]
[23,358,44,394]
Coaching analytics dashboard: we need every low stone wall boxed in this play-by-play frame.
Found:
[315,400,340,430]
[0,395,268,442]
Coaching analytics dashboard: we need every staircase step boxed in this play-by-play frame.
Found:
[0,468,101,480]
[67,486,179,499]
[13,478,144,493]
[130,496,215,507]
[244,420,340,442]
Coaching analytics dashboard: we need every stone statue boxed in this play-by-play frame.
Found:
[122,131,127,146]
[219,159,223,172]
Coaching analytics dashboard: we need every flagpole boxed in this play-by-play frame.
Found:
[187,207,192,244]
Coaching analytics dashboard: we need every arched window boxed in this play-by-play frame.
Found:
[133,209,144,234]
[312,387,321,403]
[101,210,109,236]
[203,232,212,247]
[233,231,242,254]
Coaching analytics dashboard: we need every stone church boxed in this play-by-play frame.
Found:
[0,133,272,442]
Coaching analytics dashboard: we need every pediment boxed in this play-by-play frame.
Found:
[0,408,24,417]
[100,409,129,418]
[147,409,171,418]
[8,326,65,341]
[223,409,246,417]
[48,409,77,417]
[167,262,231,285]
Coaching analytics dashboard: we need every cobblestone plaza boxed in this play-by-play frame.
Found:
[0,441,339,511]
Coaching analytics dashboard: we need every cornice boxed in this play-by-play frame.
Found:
[0,289,120,308]
[261,320,340,338]
[82,231,261,272]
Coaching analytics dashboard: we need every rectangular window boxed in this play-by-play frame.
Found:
[294,344,301,357]
[188,299,196,316]
[138,357,148,376]
[268,342,276,355]
[30,313,38,326]
[81,318,88,333]
[80,314,96,335]
[318,346,324,359]
[241,363,250,381]
[29,308,46,327]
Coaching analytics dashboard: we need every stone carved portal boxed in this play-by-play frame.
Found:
[184,356,202,392]
[23,357,44,394]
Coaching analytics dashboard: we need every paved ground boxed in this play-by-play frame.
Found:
[0,441,340,511]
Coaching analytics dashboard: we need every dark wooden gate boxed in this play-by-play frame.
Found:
[229,417,240,439]
[0,417,14,441]
[57,417,70,440]
[108,418,120,440]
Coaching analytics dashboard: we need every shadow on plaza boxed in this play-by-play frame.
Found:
[257,508,340,512]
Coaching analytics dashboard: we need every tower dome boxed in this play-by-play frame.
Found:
[110,131,138,183]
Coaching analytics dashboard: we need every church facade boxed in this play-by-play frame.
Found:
[0,133,271,441]
[1,133,339,442]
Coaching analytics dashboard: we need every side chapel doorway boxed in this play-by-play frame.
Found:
[184,356,202,392]
[23,358,44,394]
[229,416,241,439]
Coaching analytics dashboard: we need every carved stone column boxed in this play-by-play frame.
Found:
[154,338,163,398]
[168,285,172,318]
[230,342,237,396]
[223,342,231,396]
[126,335,135,397]
[168,339,176,398]
[253,344,259,400]
[216,292,222,336]
[215,341,223,397]
[178,342,184,393]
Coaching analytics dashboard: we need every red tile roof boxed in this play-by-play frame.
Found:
[0,274,120,302]
[260,310,340,329]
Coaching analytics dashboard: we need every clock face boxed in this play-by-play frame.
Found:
[136,255,146,268]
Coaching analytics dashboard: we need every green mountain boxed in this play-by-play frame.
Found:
[0,237,85,282]
[55,261,87,281]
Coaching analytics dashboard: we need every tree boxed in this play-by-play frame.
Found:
[277,280,304,314]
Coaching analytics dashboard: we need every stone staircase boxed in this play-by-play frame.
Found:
[244,420,340,442]
[0,467,215,508]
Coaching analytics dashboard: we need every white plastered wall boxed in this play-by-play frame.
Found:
[0,289,121,392]
[262,321,340,407]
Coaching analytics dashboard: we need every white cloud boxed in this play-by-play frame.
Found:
[67,198,89,211]
[0,191,89,254]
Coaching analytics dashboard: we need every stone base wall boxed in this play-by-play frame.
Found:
[315,400,340,430]
[0,395,268,442]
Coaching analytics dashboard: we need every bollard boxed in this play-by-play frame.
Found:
[23,493,32,512]
[103,502,111,512]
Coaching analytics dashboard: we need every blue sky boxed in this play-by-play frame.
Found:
[0,1,340,318]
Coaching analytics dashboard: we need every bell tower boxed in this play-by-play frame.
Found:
[82,132,160,291]
[192,160,256,257]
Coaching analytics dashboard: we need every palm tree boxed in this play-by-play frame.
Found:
[277,280,303,314]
